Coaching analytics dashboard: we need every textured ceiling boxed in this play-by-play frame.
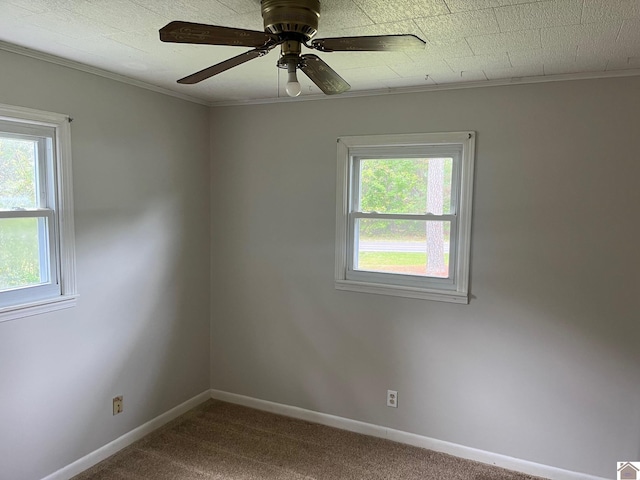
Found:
[1,0,639,104]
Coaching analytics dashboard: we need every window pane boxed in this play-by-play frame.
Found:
[0,217,49,291]
[0,137,38,210]
[359,157,453,215]
[355,219,450,278]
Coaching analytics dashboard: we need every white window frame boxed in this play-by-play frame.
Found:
[0,103,77,322]
[335,132,475,304]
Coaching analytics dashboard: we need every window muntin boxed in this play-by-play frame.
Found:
[0,104,77,321]
[335,133,474,303]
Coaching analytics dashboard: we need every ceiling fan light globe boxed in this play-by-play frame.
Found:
[286,80,302,97]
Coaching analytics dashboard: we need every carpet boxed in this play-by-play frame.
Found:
[72,399,547,480]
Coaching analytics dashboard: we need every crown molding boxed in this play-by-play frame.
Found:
[0,41,211,107]
[2,40,639,109]
[209,67,640,107]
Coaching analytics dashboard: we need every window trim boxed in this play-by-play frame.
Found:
[334,132,475,304]
[0,103,77,322]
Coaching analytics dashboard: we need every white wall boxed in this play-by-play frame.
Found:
[0,50,211,480]
[209,77,640,479]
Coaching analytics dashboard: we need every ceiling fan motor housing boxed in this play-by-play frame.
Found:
[261,0,320,40]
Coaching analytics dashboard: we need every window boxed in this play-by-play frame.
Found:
[0,104,77,322]
[335,132,475,303]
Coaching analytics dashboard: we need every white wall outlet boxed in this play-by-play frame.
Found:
[112,395,123,415]
[387,390,398,408]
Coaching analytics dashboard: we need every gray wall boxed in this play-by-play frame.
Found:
[209,77,640,479]
[1,46,638,480]
[0,50,211,480]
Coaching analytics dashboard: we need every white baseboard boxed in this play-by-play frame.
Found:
[41,390,211,480]
[209,389,608,480]
[41,388,608,480]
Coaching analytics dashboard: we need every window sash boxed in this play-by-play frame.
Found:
[350,212,456,221]
[0,209,54,219]
[0,127,58,302]
[0,120,56,138]
[346,152,461,286]
[0,210,59,306]
[350,151,462,217]
[346,217,457,288]
[0,131,54,211]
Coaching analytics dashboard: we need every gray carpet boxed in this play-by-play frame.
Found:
[73,399,548,480]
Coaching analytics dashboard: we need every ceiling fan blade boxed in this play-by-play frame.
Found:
[160,21,277,48]
[299,54,350,95]
[311,34,425,52]
[178,48,270,85]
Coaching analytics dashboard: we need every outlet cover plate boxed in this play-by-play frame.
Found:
[113,396,123,415]
[387,390,398,408]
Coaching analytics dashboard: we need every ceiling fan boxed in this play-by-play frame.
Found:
[159,0,426,97]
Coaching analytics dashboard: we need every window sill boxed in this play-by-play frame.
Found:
[335,280,468,304]
[0,295,78,323]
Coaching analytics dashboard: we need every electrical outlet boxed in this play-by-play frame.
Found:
[113,396,123,415]
[387,390,398,408]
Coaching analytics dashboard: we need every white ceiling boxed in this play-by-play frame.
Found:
[1,0,639,105]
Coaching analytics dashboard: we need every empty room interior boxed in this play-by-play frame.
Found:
[0,1,639,480]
